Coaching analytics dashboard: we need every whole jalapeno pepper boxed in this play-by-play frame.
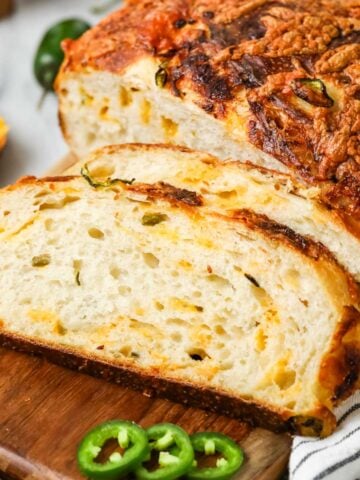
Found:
[34,18,91,91]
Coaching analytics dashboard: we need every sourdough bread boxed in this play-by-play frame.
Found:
[0,173,359,436]
[56,0,360,218]
[67,144,360,282]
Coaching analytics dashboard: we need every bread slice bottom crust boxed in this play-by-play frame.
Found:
[0,329,336,437]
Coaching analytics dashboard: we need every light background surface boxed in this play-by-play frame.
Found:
[0,0,120,186]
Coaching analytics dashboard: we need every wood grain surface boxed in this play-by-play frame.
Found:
[0,154,292,480]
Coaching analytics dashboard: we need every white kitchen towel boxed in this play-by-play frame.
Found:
[290,391,360,480]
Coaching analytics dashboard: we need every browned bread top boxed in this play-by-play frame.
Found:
[59,0,360,217]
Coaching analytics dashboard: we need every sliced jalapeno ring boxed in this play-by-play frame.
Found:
[77,420,149,480]
[187,432,244,480]
[135,423,194,480]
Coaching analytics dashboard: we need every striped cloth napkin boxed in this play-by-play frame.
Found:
[290,391,360,480]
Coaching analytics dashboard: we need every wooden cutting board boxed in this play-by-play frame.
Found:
[0,155,292,480]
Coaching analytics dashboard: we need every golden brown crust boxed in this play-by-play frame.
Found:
[318,306,360,405]
[59,0,360,218]
[217,208,360,303]
[129,181,204,207]
[0,330,335,436]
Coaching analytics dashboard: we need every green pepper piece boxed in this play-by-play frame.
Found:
[187,432,244,480]
[291,78,334,108]
[135,423,194,480]
[81,163,135,188]
[77,420,149,480]
[34,18,91,91]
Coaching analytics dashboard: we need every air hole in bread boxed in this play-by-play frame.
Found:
[217,190,237,199]
[206,274,233,290]
[32,254,51,267]
[214,324,227,335]
[110,266,121,279]
[79,87,94,106]
[54,321,67,336]
[119,86,133,107]
[231,325,245,338]
[221,348,231,360]
[119,285,131,296]
[88,227,105,239]
[19,298,31,306]
[161,116,178,138]
[171,332,182,342]
[3,211,10,216]
[99,106,109,118]
[188,348,208,361]
[285,269,301,289]
[44,218,54,232]
[73,259,83,285]
[34,190,49,199]
[143,252,160,268]
[38,196,80,210]
[167,318,190,327]
[244,273,260,287]
[300,298,309,307]
[220,361,234,371]
[86,132,96,144]
[155,301,164,311]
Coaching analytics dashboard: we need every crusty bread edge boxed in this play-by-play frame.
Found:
[0,329,335,437]
[318,306,360,406]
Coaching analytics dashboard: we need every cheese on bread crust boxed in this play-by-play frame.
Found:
[0,172,359,436]
[57,0,360,217]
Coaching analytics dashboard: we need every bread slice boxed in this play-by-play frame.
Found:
[56,0,360,218]
[0,172,359,436]
[67,144,360,282]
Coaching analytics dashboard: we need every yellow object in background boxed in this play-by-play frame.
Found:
[0,118,9,152]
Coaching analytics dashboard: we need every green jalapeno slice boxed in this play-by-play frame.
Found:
[77,420,149,480]
[135,423,194,480]
[187,432,244,480]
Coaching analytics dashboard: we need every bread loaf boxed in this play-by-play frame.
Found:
[56,0,360,218]
[0,168,359,436]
